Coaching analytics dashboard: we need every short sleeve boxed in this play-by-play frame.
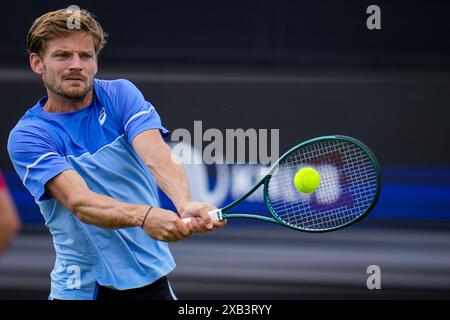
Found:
[113,79,170,144]
[7,124,73,201]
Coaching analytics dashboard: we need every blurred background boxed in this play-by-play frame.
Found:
[0,0,449,299]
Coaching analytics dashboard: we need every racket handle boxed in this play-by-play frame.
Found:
[182,209,223,224]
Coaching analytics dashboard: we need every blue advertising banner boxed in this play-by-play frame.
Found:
[3,163,450,225]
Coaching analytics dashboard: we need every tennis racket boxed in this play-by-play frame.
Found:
[183,135,381,232]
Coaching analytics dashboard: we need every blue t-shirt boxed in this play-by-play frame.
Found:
[7,78,176,300]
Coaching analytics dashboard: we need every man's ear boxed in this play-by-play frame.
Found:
[29,53,44,75]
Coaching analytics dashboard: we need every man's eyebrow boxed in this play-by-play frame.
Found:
[51,49,70,54]
[51,49,94,55]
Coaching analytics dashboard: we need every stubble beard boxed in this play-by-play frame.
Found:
[42,69,92,102]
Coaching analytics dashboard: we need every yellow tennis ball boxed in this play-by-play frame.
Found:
[293,167,321,193]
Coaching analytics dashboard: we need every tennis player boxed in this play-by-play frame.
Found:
[7,8,225,300]
[0,170,21,256]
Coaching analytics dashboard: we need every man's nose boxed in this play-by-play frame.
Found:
[69,53,83,70]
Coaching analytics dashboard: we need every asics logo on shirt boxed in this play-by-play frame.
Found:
[99,107,107,125]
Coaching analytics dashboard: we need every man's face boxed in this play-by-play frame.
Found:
[31,32,98,101]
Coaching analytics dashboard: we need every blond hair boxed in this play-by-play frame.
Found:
[27,8,107,55]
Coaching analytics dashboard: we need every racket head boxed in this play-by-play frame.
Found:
[264,135,381,232]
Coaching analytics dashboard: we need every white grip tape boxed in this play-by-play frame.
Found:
[182,209,222,224]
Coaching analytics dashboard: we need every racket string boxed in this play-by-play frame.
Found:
[267,139,378,231]
[272,149,375,229]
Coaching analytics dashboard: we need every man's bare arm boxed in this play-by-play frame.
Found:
[132,130,226,231]
[132,130,190,213]
[45,169,191,241]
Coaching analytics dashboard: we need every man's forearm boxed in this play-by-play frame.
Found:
[69,190,149,228]
[132,130,192,213]
[150,160,192,213]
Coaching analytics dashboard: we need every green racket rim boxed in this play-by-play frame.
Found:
[220,174,279,223]
[264,135,382,233]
